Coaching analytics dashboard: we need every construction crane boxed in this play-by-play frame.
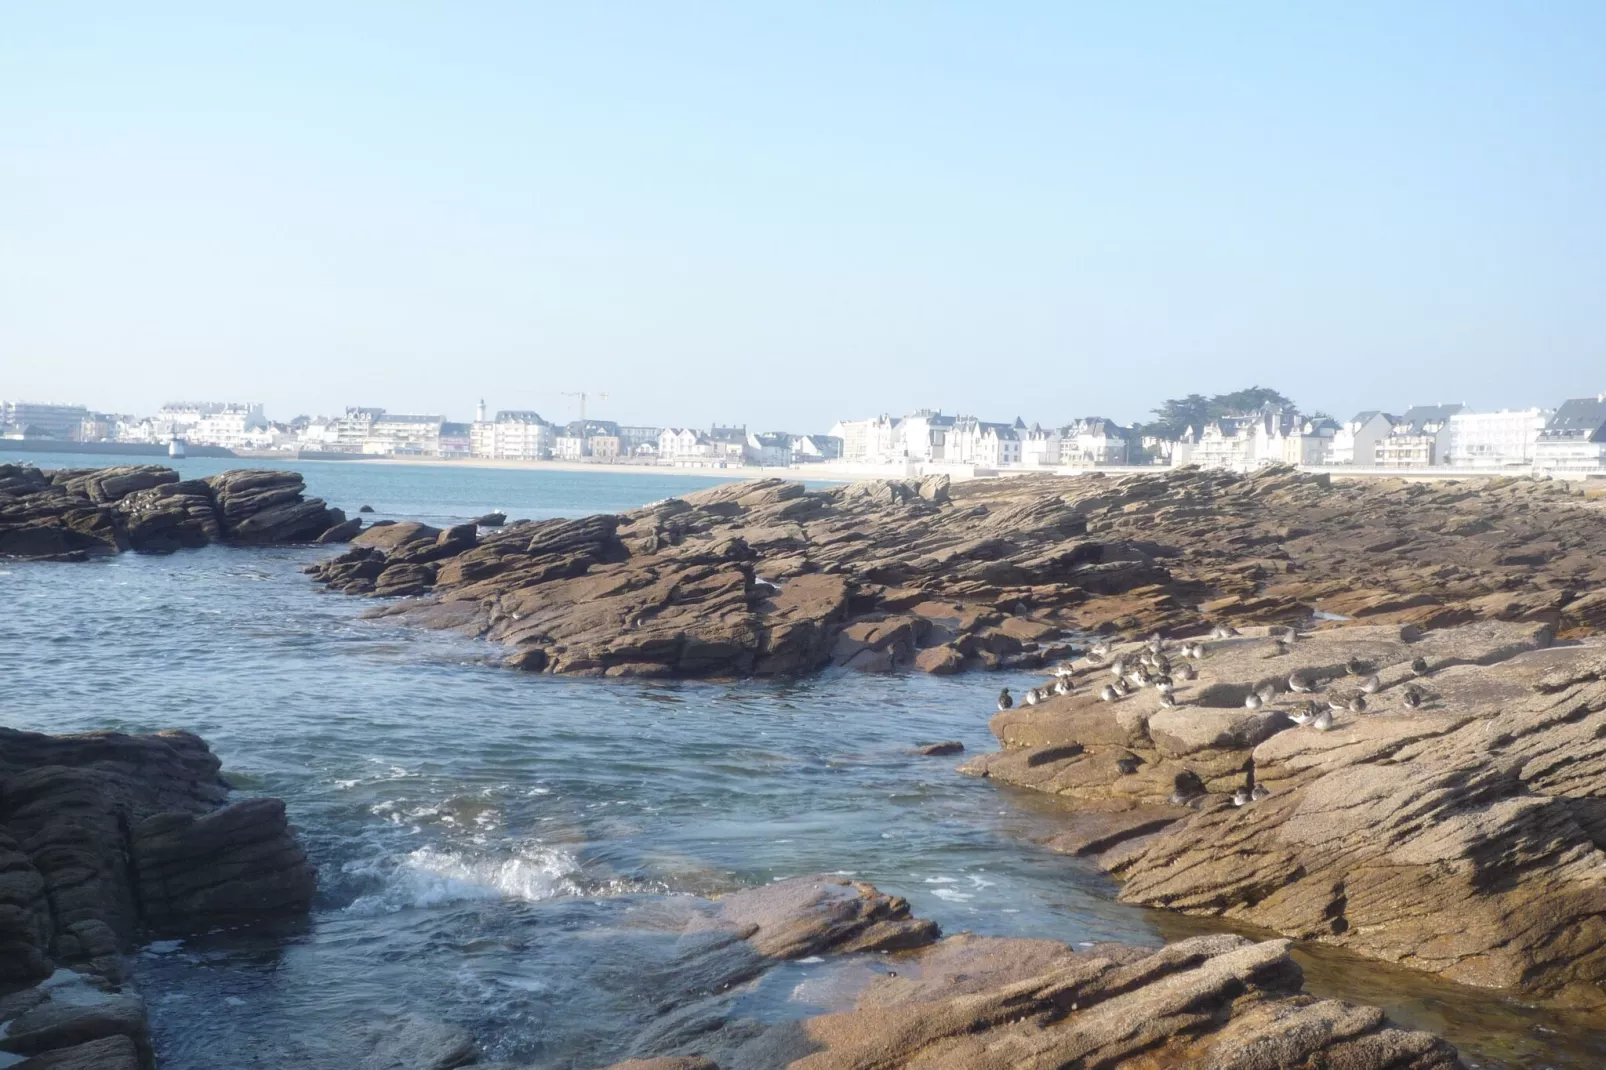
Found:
[561,391,608,425]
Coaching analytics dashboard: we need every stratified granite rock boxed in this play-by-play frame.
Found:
[306,468,1606,679]
[204,469,340,544]
[0,727,315,987]
[0,464,341,558]
[0,727,317,1068]
[601,880,1462,1070]
[964,621,1606,1004]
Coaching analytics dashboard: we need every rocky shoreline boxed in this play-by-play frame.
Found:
[304,466,1606,678]
[10,463,1606,1065]
[0,727,315,1068]
[0,464,359,559]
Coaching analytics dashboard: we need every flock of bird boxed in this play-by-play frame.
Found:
[991,626,1445,810]
[995,627,1438,745]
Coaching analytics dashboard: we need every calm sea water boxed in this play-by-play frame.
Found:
[2,453,1600,1068]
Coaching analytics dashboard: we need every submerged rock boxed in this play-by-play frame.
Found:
[603,883,1463,1070]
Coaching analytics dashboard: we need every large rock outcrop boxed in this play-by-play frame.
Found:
[963,620,1606,1004]
[601,878,1462,1070]
[0,727,317,1067]
[306,468,1606,679]
[0,464,355,559]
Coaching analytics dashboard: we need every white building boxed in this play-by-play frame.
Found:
[1534,396,1606,474]
[1282,417,1340,465]
[899,410,958,462]
[1330,411,1396,466]
[659,428,714,461]
[1446,409,1549,468]
[1376,404,1463,468]
[1019,424,1061,467]
[0,401,90,439]
[1192,416,1257,470]
[363,413,444,456]
[299,407,384,453]
[947,416,1022,468]
[472,410,552,461]
[1059,418,1130,466]
[187,403,268,449]
[790,434,843,462]
[830,415,902,463]
[746,431,794,467]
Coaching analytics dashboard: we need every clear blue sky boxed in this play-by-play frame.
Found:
[3,2,1603,430]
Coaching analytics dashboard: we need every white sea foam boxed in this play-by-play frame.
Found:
[344,843,584,914]
[930,888,974,902]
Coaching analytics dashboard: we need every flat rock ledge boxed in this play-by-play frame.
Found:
[0,727,317,1068]
[0,463,358,559]
[596,876,1462,1070]
[963,618,1606,1005]
[305,467,1606,679]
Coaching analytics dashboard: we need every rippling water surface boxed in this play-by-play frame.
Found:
[3,455,1603,1068]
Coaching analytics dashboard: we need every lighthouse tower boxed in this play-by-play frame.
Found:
[475,398,487,423]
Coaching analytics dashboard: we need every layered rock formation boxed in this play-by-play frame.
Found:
[599,876,1463,1070]
[0,464,354,559]
[964,620,1606,1005]
[0,727,317,1067]
[307,467,1606,678]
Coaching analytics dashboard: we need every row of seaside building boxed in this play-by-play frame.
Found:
[828,397,1606,474]
[5,394,1606,474]
[0,400,841,467]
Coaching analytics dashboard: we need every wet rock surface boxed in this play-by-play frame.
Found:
[0,463,355,559]
[965,620,1606,1004]
[601,879,1463,1069]
[0,727,316,1067]
[305,467,1606,679]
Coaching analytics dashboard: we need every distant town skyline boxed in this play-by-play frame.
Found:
[4,4,1604,429]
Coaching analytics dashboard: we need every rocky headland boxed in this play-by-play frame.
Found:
[0,727,316,1068]
[0,464,359,559]
[306,466,1606,679]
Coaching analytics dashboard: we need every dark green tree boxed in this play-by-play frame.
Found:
[1141,386,1296,438]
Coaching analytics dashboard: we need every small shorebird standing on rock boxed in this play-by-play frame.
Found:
[1158,691,1178,709]
[1411,656,1430,675]
[996,688,1013,712]
[1272,638,1290,657]
[1053,677,1072,696]
[1289,705,1314,726]
[1359,674,1382,695]
[1232,786,1252,807]
[1091,640,1113,659]
[1346,657,1366,676]
[1403,686,1423,709]
[1252,783,1272,801]
[1329,692,1366,714]
[1116,755,1142,775]
[1256,682,1278,704]
[1311,709,1335,731]
[1176,662,1197,682]
[1288,670,1317,694]
[1099,683,1119,702]
[1245,691,1264,711]
[1023,688,1041,706]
